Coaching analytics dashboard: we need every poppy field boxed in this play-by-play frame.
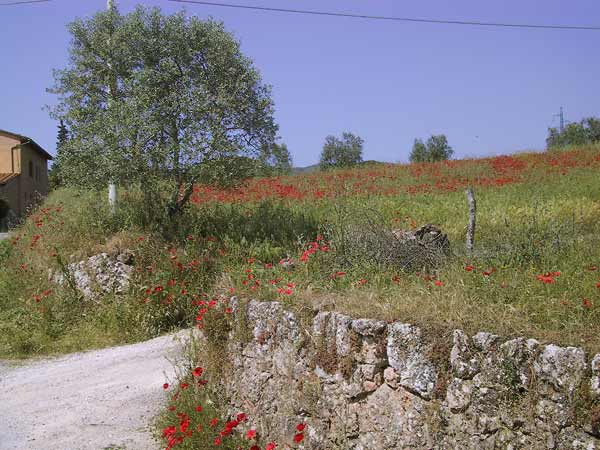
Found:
[1,144,600,448]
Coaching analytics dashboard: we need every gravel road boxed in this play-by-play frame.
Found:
[0,331,192,450]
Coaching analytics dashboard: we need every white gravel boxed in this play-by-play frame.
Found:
[0,331,193,450]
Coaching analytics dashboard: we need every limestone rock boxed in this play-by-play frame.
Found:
[451,330,480,379]
[591,354,600,398]
[534,344,587,396]
[386,322,437,399]
[50,251,134,299]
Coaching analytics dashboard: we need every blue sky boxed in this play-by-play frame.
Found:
[1,0,599,167]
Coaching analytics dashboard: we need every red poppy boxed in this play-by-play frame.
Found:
[209,418,219,427]
[214,436,222,445]
[266,442,277,450]
[293,433,304,443]
[434,280,443,286]
[465,265,474,272]
[246,429,257,439]
[195,406,203,412]
[296,423,306,432]
[163,383,169,390]
[583,298,592,308]
[162,425,177,438]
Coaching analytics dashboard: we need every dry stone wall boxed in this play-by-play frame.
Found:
[217,298,600,449]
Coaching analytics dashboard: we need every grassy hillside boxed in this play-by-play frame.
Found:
[2,144,600,360]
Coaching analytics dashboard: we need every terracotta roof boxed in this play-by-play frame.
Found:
[0,129,53,160]
[0,173,18,185]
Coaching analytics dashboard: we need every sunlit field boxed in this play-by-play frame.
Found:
[2,145,600,362]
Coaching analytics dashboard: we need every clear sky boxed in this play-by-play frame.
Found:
[1,0,599,167]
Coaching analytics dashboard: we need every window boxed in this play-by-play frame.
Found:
[28,161,33,178]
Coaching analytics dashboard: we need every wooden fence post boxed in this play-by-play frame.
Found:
[466,187,476,257]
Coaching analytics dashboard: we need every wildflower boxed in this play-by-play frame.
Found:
[192,367,204,377]
[236,412,247,422]
[163,383,169,390]
[162,425,177,438]
[330,271,345,279]
[266,442,277,450]
[296,423,306,432]
[464,265,474,272]
[246,429,257,439]
[583,298,592,309]
[225,307,233,314]
[195,406,203,412]
[214,436,222,445]
[357,278,368,286]
[536,272,559,283]
[209,418,219,427]
[434,280,443,286]
[293,433,304,443]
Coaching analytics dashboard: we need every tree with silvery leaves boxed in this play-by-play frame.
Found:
[48,5,278,221]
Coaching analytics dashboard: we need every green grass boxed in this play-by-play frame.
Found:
[2,145,600,359]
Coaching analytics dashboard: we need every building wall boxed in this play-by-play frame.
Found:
[0,134,19,173]
[0,136,49,217]
[0,177,20,218]
[18,143,49,208]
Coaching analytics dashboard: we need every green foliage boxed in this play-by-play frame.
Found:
[49,5,277,224]
[409,134,454,163]
[319,132,363,170]
[547,117,600,149]
[259,142,293,175]
[49,120,69,190]
[409,139,427,163]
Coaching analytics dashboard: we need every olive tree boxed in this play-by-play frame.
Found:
[319,132,363,170]
[49,6,277,219]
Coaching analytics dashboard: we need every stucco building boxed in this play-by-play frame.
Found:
[0,129,52,230]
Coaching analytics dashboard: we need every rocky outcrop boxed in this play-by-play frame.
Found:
[213,298,599,449]
[51,251,134,299]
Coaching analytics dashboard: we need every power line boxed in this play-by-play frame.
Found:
[168,0,600,31]
[0,0,50,5]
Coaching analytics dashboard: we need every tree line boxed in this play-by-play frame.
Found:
[318,132,453,169]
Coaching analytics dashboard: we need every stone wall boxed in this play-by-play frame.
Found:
[216,298,600,449]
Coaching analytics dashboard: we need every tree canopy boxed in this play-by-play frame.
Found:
[319,132,363,170]
[49,5,278,216]
[409,134,453,163]
[546,117,600,149]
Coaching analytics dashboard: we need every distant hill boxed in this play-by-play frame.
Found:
[292,164,320,174]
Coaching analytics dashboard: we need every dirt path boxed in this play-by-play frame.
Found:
[0,331,192,450]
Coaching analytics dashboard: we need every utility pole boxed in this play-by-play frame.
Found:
[107,0,117,215]
[559,106,564,133]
